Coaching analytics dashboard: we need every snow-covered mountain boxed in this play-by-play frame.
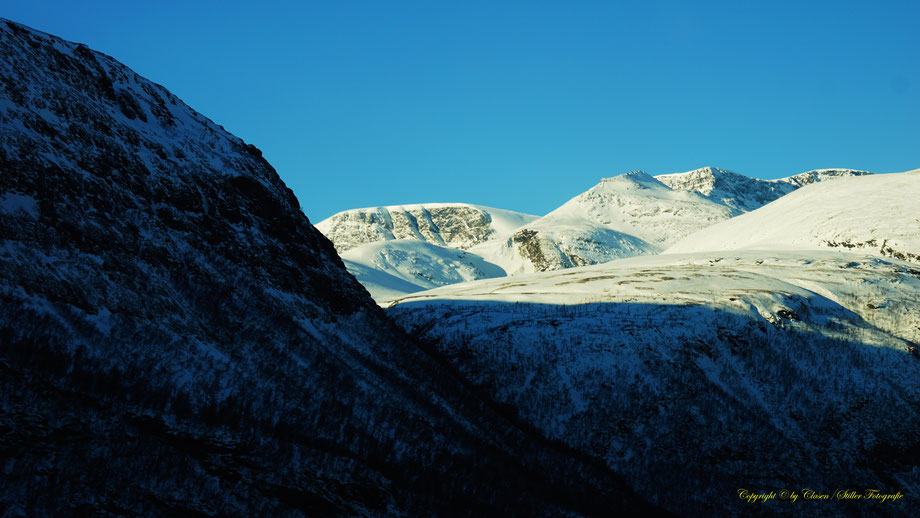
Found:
[318,203,537,301]
[316,202,538,252]
[667,169,920,262]
[340,239,506,300]
[387,250,920,516]
[329,167,880,298]
[0,19,657,516]
[476,171,734,274]
[654,166,872,213]
[469,219,656,275]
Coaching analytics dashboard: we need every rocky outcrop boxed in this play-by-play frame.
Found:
[655,166,796,213]
[781,168,874,187]
[656,166,874,213]
[316,203,538,252]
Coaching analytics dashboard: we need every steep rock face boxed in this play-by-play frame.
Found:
[316,203,538,252]
[655,166,796,213]
[0,20,655,517]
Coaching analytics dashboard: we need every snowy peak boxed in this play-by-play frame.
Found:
[595,169,694,197]
[471,170,733,275]
[317,166,887,290]
[316,203,538,252]
[549,170,733,246]
[599,169,660,186]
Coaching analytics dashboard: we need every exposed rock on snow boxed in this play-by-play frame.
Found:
[655,166,872,213]
[316,203,538,252]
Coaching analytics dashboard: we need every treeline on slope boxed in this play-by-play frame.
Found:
[390,300,920,517]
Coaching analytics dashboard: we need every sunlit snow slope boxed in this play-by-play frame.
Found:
[326,168,883,299]
[474,171,733,274]
[340,239,506,300]
[667,169,920,262]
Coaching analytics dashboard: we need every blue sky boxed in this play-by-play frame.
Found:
[6,1,919,221]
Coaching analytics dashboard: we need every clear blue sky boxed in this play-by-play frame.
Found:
[5,1,919,221]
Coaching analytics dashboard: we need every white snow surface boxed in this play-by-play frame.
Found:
[338,258,429,301]
[667,169,920,261]
[386,250,920,345]
[538,171,733,248]
[340,239,506,301]
[473,171,733,275]
[320,166,890,295]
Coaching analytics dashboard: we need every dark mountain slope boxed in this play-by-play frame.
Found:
[0,20,656,516]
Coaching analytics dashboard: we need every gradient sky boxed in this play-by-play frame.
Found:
[5,1,919,221]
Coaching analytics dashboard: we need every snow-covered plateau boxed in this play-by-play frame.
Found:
[387,250,920,516]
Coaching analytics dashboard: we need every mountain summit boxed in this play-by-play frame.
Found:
[471,170,733,274]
